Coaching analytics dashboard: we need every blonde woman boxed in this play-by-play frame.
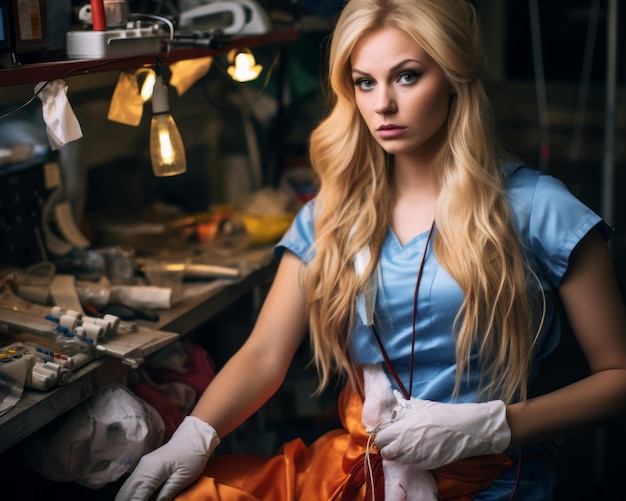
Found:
[117,0,626,499]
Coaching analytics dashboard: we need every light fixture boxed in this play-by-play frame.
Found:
[139,68,156,102]
[150,74,187,177]
[227,48,262,82]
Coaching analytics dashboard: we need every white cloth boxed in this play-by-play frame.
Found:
[35,79,83,150]
[361,364,438,501]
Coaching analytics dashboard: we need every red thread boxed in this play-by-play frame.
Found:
[342,453,384,500]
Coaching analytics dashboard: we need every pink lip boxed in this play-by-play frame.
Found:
[376,124,406,139]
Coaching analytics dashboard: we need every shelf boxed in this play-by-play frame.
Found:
[0,27,300,88]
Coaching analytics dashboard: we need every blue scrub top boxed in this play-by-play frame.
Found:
[275,163,612,499]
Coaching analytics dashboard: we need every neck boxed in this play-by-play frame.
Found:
[389,135,445,244]
[392,150,443,201]
[391,187,437,245]
[392,153,440,208]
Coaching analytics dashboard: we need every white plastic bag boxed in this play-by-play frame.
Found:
[24,384,165,489]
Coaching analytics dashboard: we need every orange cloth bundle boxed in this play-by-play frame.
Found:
[175,382,512,500]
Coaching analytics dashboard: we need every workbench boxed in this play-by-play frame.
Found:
[0,247,276,455]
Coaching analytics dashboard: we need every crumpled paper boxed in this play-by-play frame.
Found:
[35,79,83,150]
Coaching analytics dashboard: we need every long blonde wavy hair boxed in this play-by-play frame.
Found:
[304,0,539,403]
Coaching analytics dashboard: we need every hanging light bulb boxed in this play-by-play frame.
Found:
[227,48,263,82]
[139,69,156,102]
[150,74,187,177]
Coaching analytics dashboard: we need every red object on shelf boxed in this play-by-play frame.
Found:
[90,0,107,31]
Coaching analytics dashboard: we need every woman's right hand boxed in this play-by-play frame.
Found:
[115,416,220,501]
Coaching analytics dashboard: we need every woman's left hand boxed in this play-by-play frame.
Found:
[374,390,511,469]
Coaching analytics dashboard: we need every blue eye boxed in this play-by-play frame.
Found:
[398,71,420,84]
[355,78,375,90]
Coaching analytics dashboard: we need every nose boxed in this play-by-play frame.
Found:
[375,85,397,115]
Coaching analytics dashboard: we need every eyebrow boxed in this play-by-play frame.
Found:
[351,58,425,76]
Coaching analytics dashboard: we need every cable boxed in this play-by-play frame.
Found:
[569,0,601,166]
[0,86,47,119]
[129,13,175,58]
[0,13,176,121]
[528,0,549,172]
[0,55,159,120]
[602,0,618,233]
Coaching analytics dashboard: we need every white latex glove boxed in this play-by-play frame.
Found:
[115,416,220,501]
[374,390,510,470]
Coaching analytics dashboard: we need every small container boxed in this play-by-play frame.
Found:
[142,257,190,304]
[98,246,135,285]
[104,0,130,28]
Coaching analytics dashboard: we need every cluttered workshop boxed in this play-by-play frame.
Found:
[1,1,625,499]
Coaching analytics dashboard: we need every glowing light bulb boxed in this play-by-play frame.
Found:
[227,49,262,82]
[150,75,187,177]
[140,71,156,102]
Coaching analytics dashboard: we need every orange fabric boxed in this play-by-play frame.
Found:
[175,385,369,501]
[432,454,513,501]
[174,384,512,501]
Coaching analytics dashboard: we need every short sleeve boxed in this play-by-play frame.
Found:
[274,200,317,263]
[505,165,613,288]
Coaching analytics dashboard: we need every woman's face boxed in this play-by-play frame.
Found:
[351,27,452,159]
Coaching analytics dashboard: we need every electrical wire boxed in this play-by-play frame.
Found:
[602,0,618,231]
[0,56,152,120]
[129,13,175,58]
[1,42,277,122]
[569,0,601,166]
[528,0,550,172]
[0,14,176,121]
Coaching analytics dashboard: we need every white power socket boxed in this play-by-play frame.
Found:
[66,26,163,59]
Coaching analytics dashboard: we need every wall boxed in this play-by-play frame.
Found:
[475,2,626,499]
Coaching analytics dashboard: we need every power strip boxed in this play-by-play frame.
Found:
[66,26,163,59]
